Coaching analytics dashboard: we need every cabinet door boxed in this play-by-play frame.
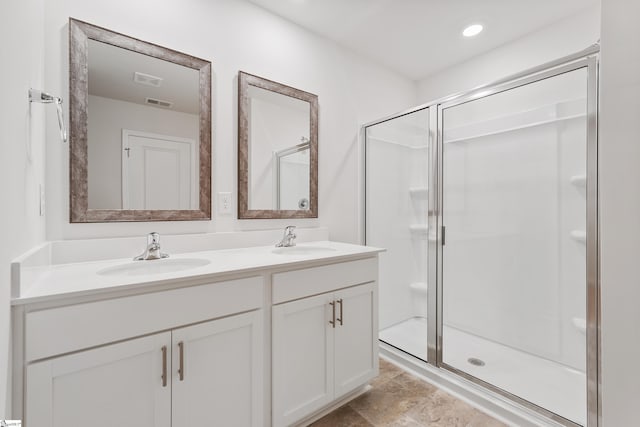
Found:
[171,310,263,427]
[334,282,377,398]
[26,332,171,427]
[272,293,334,427]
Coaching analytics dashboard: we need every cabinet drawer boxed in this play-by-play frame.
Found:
[272,257,377,304]
[25,276,263,362]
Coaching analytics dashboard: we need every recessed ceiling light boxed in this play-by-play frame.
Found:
[462,24,483,38]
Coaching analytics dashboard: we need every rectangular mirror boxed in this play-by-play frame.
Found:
[69,18,211,222]
[238,72,318,219]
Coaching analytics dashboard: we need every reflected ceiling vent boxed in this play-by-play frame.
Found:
[134,71,163,87]
[145,97,173,108]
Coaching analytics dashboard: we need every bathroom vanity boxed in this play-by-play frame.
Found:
[11,241,381,427]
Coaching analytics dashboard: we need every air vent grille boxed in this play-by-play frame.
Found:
[134,72,163,87]
[145,97,173,108]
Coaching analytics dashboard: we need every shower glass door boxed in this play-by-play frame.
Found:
[365,107,430,361]
[439,65,592,426]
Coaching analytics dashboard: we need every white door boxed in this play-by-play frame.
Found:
[272,293,334,427]
[26,332,172,427]
[171,311,263,427]
[334,282,378,398]
[122,129,197,210]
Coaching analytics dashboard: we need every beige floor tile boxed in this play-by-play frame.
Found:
[349,375,430,426]
[391,372,439,395]
[310,404,373,427]
[370,359,405,388]
[406,389,502,427]
[316,358,506,427]
[385,414,424,426]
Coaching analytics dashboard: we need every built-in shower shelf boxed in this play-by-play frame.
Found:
[570,230,587,243]
[444,98,586,144]
[570,175,587,188]
[444,114,585,144]
[409,282,428,295]
[409,187,428,198]
[409,225,429,235]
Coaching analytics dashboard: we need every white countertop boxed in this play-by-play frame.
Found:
[12,241,383,305]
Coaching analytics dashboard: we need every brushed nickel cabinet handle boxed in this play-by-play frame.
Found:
[161,345,168,387]
[337,298,343,326]
[178,341,185,381]
[329,301,336,328]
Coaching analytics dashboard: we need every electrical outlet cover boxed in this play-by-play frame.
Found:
[218,192,232,214]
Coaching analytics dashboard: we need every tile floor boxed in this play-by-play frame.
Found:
[311,359,507,427]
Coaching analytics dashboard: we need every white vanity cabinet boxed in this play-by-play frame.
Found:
[27,331,173,427]
[273,292,335,425]
[171,310,263,426]
[333,283,377,398]
[26,310,263,427]
[271,259,379,427]
[17,276,264,427]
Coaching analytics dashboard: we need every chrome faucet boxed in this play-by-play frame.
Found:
[276,226,297,247]
[134,232,169,261]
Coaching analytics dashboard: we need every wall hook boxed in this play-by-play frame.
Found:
[29,88,67,143]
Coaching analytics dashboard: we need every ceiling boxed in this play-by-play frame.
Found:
[247,0,598,80]
[88,39,200,114]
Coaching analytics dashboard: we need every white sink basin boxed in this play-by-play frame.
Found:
[97,258,211,277]
[272,246,337,256]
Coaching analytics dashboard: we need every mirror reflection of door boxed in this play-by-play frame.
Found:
[122,130,197,210]
[85,38,200,211]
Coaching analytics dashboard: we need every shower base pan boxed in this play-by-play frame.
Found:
[379,317,585,425]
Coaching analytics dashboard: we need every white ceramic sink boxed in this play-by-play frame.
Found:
[97,258,211,277]
[272,246,337,256]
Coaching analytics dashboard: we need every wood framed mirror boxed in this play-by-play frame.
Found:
[69,18,211,222]
[238,72,318,219]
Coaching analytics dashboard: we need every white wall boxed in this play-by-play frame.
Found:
[0,0,47,416]
[599,0,640,424]
[417,5,600,104]
[88,95,199,209]
[43,0,417,242]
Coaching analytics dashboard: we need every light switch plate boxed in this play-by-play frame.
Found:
[218,192,232,214]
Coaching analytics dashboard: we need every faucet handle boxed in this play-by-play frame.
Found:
[134,232,168,260]
[148,232,160,245]
[275,226,297,247]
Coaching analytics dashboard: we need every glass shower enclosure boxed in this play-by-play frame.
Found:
[366,108,431,361]
[364,49,598,427]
